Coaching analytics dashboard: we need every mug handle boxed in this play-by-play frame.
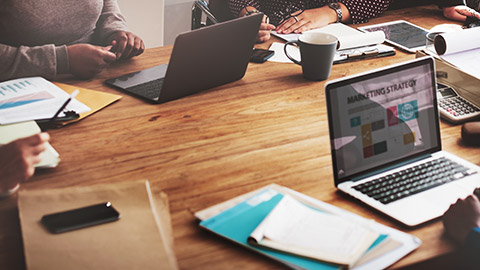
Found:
[284,41,301,66]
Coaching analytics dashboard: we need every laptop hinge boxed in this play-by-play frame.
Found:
[350,154,433,182]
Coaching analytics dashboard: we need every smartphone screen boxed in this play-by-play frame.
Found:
[41,202,120,234]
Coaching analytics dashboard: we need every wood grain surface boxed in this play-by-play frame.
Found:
[1,5,479,269]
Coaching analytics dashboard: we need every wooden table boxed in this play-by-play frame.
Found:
[2,5,479,269]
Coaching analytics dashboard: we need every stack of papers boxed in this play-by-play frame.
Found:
[248,194,381,267]
[269,23,395,64]
[0,77,91,125]
[196,184,420,269]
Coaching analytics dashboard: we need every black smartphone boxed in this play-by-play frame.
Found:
[41,202,120,234]
[250,48,275,63]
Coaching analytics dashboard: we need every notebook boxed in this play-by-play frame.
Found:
[105,14,262,103]
[325,56,480,226]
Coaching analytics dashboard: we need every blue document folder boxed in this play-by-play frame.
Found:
[200,189,386,269]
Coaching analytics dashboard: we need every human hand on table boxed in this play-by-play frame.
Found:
[109,31,145,60]
[67,44,117,79]
[257,15,276,43]
[443,6,480,22]
[0,133,50,196]
[275,6,337,34]
[443,194,480,244]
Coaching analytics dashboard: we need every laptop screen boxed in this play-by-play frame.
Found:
[325,57,441,185]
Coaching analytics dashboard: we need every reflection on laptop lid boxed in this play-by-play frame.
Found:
[105,14,262,103]
[325,57,480,226]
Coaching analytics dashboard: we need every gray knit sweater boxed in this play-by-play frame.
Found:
[0,0,128,81]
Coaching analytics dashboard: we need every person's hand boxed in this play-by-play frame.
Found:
[257,15,276,43]
[443,194,480,244]
[276,6,336,34]
[0,133,50,194]
[443,6,480,22]
[238,7,275,43]
[67,44,117,79]
[108,31,145,60]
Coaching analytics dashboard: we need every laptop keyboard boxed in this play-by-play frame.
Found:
[125,78,164,100]
[352,157,477,204]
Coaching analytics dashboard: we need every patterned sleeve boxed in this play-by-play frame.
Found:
[228,0,261,17]
[339,0,392,23]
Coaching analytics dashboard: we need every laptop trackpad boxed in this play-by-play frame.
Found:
[108,64,168,89]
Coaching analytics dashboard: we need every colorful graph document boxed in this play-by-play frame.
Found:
[0,77,90,124]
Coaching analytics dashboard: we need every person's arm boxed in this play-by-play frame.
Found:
[443,195,480,244]
[0,133,50,198]
[276,0,391,34]
[276,4,351,34]
[96,0,145,59]
[95,0,128,45]
[339,0,391,24]
[228,0,275,43]
[443,194,480,266]
[228,0,260,19]
[443,5,480,22]
[0,43,69,81]
[0,42,117,81]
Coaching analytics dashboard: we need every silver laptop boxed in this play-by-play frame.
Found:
[105,14,262,103]
[325,57,480,227]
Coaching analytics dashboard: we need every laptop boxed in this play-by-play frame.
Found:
[105,14,262,103]
[325,56,480,227]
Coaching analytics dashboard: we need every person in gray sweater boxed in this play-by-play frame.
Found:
[0,0,145,81]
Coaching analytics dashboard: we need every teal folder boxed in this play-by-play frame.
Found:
[200,189,387,269]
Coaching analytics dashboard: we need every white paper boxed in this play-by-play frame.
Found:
[310,23,385,50]
[268,42,394,64]
[268,42,301,63]
[278,188,422,270]
[0,77,90,124]
[271,31,300,42]
[250,194,379,266]
[433,28,480,79]
[435,27,480,55]
[272,23,385,50]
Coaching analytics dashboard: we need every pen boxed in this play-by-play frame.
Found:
[49,90,79,124]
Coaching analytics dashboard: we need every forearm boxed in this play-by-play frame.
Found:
[339,0,391,23]
[94,0,128,46]
[228,0,260,17]
[0,44,69,81]
[463,227,480,266]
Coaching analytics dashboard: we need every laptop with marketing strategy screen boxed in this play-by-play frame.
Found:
[105,14,262,103]
[325,57,480,227]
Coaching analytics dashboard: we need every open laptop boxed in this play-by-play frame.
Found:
[325,57,480,227]
[105,14,262,103]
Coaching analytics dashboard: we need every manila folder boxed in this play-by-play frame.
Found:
[17,180,178,270]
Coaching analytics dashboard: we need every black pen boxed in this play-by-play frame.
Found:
[49,90,79,124]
